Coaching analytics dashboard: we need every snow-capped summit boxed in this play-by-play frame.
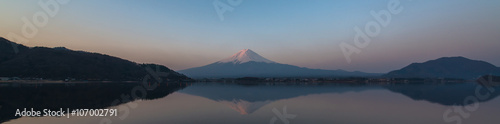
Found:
[218,49,275,64]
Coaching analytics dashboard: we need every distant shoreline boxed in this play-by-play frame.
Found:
[2,75,496,84]
[0,80,141,84]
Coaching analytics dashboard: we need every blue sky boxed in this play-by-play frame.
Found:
[1,0,499,73]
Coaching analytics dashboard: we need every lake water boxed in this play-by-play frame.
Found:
[1,82,500,124]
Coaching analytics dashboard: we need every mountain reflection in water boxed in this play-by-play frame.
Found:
[0,82,187,123]
[1,82,500,124]
[180,82,500,115]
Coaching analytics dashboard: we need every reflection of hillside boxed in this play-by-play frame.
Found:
[182,82,500,115]
[0,82,187,124]
[384,83,500,106]
[180,83,381,115]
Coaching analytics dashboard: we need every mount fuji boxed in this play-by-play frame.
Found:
[179,49,379,78]
[218,49,275,64]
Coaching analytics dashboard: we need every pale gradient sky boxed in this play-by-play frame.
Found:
[1,0,499,73]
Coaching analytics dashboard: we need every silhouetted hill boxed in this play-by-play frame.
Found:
[0,37,191,81]
[0,37,28,63]
[384,57,500,79]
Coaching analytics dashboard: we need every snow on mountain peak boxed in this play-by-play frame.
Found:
[218,49,275,64]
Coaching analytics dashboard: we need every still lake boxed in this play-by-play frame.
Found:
[1,82,499,124]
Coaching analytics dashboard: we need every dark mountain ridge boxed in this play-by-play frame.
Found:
[384,56,500,79]
[0,37,191,81]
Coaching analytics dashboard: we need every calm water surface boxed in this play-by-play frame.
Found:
[1,82,500,124]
